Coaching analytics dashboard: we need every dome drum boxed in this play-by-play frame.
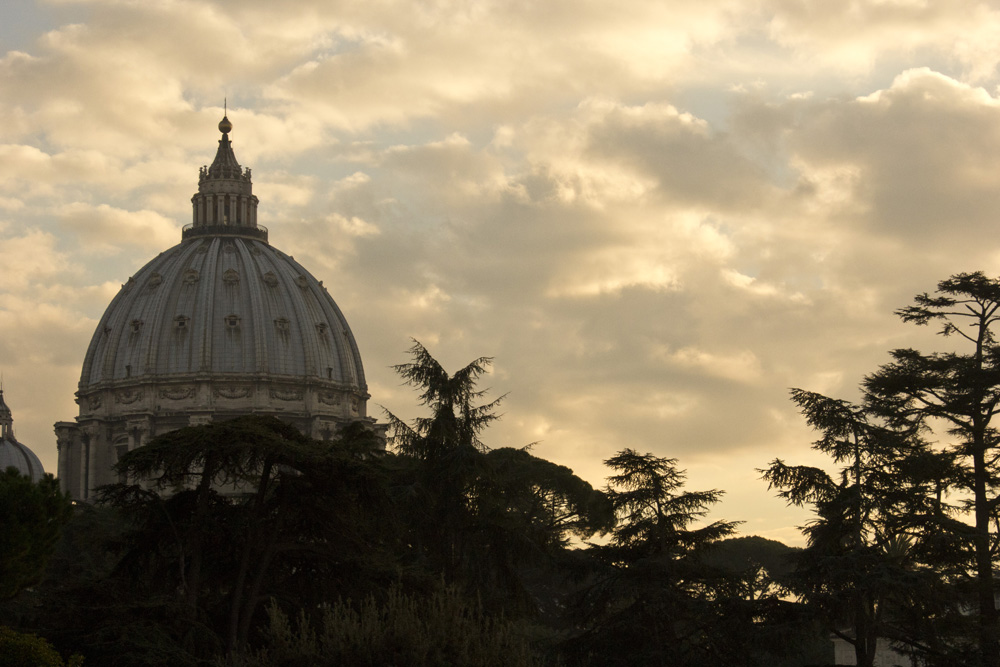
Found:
[74,378,367,422]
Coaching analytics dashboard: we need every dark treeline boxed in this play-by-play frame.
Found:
[7,273,1000,666]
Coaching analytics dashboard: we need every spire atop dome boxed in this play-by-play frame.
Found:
[207,114,242,179]
[185,111,266,242]
[0,388,11,439]
[219,98,233,134]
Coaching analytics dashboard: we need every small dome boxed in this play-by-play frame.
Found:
[0,438,44,482]
[219,115,233,134]
[0,390,44,482]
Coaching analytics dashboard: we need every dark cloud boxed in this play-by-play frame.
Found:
[789,69,1000,245]
[585,101,775,210]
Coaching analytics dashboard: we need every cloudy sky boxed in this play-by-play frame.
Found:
[5,0,1000,544]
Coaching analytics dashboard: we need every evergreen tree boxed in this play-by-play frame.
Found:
[386,340,503,583]
[863,272,1000,667]
[761,390,926,667]
[568,450,743,666]
[388,339,502,460]
[386,341,610,614]
[98,415,396,656]
[0,469,72,600]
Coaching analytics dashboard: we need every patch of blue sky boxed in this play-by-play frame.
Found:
[0,0,86,54]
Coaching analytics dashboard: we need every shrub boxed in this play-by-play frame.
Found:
[230,586,545,667]
[0,626,83,667]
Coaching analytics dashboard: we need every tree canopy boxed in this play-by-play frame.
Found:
[0,468,72,600]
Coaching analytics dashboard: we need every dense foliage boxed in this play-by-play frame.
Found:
[227,587,545,667]
[0,468,72,600]
[762,272,1000,667]
[0,626,82,667]
[2,336,928,666]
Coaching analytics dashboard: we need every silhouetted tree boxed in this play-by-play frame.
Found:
[386,341,610,614]
[482,447,613,551]
[567,450,744,666]
[703,535,797,602]
[0,469,72,600]
[761,390,927,667]
[386,340,503,583]
[99,415,395,656]
[388,340,503,460]
[863,272,1000,667]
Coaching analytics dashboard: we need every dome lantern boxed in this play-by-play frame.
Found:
[186,113,265,242]
[0,388,11,439]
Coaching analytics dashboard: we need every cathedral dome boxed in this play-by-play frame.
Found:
[57,115,373,501]
[79,238,365,392]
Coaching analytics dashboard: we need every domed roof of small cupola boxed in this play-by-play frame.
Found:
[0,389,44,482]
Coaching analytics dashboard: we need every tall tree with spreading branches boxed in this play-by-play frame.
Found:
[569,450,742,666]
[385,340,505,582]
[385,340,610,613]
[863,272,1000,667]
[0,468,72,600]
[761,390,927,667]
